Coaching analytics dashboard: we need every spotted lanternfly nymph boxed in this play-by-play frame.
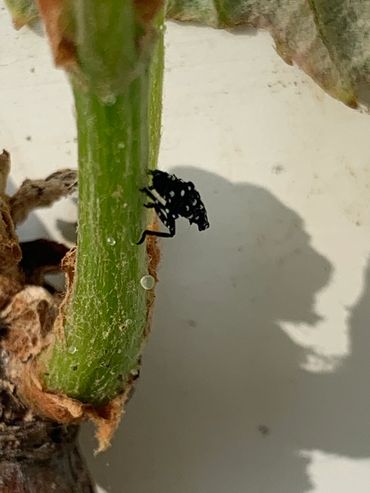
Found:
[137,170,210,244]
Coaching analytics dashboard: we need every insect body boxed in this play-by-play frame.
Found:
[137,170,209,244]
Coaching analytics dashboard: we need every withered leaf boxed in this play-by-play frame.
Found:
[167,0,370,109]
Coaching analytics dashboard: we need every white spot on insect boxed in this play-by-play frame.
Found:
[166,208,170,213]
[185,205,190,211]
[140,274,155,290]
[192,199,198,206]
[169,191,175,197]
[180,190,185,197]
[188,185,192,190]
[107,237,116,246]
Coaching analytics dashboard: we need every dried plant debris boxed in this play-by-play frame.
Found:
[0,151,11,195]
[0,152,141,451]
[0,152,74,292]
[36,0,77,68]
[0,151,23,280]
[20,239,69,287]
[9,168,77,225]
[0,198,22,276]
[19,368,132,453]
[1,286,57,364]
[0,152,71,427]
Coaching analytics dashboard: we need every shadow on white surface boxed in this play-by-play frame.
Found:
[7,178,50,241]
[79,168,370,493]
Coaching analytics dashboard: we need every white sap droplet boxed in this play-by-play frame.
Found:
[68,346,77,354]
[140,274,155,290]
[107,237,116,246]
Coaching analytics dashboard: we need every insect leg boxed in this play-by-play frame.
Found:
[140,187,157,203]
[137,205,176,245]
[137,230,175,245]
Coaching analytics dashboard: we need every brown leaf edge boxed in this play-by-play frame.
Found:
[167,6,359,109]
[36,0,164,73]
[36,0,77,68]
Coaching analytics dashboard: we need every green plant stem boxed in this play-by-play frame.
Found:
[44,2,164,405]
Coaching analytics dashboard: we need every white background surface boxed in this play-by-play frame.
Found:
[2,3,370,492]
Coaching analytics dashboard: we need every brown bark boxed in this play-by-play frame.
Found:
[0,329,93,492]
[0,421,94,493]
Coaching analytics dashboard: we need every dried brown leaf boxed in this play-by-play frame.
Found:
[10,168,77,225]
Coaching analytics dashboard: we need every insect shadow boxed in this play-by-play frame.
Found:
[80,168,370,493]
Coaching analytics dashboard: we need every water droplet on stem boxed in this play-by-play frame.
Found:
[140,274,155,290]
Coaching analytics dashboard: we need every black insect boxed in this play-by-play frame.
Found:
[137,170,209,244]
